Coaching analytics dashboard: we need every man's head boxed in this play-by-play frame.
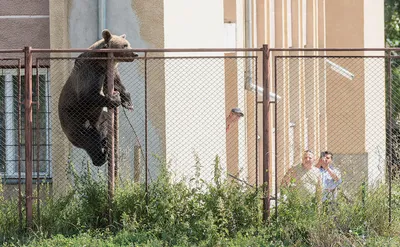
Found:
[321,151,333,165]
[302,150,314,169]
[231,108,244,117]
[226,108,244,132]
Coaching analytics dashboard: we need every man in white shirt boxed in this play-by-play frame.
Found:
[282,150,322,198]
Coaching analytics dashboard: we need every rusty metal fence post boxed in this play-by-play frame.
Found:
[114,103,119,185]
[387,49,393,224]
[107,52,115,225]
[262,44,271,222]
[144,52,149,199]
[17,58,23,231]
[24,46,33,229]
[35,59,41,227]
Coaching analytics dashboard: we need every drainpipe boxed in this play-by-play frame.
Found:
[244,1,280,102]
[98,0,106,39]
[244,0,254,91]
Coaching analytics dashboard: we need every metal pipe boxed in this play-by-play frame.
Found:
[0,49,24,53]
[28,47,400,53]
[30,48,264,53]
[24,46,33,229]
[144,51,149,198]
[134,145,141,183]
[17,58,22,231]
[98,0,106,40]
[244,0,254,90]
[274,54,278,219]
[271,48,391,52]
[107,52,115,225]
[262,44,270,222]
[35,60,41,226]
[255,54,259,188]
[114,105,119,186]
[245,0,253,50]
[35,56,258,61]
[275,55,386,59]
[388,51,393,224]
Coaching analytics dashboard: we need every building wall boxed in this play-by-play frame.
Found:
[223,0,259,184]
[248,0,385,193]
[325,0,385,190]
[0,1,50,197]
[49,0,165,188]
[50,0,229,185]
[163,0,227,183]
[0,0,385,193]
[363,0,385,186]
[0,0,50,51]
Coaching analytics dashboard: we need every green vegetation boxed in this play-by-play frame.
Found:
[386,0,400,178]
[1,158,400,247]
[386,0,400,46]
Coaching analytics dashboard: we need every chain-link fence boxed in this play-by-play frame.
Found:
[2,47,399,229]
[0,48,262,228]
[270,50,397,224]
[0,57,24,229]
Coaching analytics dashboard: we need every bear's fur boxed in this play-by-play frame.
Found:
[58,29,138,166]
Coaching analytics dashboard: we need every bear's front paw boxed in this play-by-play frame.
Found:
[122,101,134,111]
[107,91,122,108]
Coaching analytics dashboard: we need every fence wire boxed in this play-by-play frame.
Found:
[0,58,23,229]
[273,55,393,222]
[6,52,255,226]
[4,48,399,230]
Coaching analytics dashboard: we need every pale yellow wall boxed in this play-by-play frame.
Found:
[47,0,385,190]
[225,53,240,178]
[326,0,365,154]
[131,1,164,49]
[131,0,166,169]
[235,0,249,183]
[49,0,72,195]
[224,0,237,23]
[251,0,384,192]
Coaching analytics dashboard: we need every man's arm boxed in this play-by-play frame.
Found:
[281,167,295,187]
[326,167,340,181]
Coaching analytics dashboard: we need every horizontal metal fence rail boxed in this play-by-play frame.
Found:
[0,47,263,229]
[269,49,394,225]
[1,46,399,229]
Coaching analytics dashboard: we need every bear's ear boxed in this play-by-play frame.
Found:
[102,29,112,43]
[120,34,126,39]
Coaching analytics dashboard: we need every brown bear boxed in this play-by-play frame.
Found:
[58,29,138,166]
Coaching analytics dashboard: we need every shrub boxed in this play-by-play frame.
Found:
[1,157,400,246]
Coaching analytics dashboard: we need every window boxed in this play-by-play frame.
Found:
[0,68,51,179]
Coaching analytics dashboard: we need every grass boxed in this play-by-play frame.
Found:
[1,158,400,246]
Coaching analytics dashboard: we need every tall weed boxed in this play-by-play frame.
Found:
[1,156,400,246]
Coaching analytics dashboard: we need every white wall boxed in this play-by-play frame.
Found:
[164,0,224,50]
[164,0,227,183]
[363,0,385,186]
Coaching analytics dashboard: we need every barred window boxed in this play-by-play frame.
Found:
[0,68,51,179]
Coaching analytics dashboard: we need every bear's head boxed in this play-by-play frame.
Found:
[90,29,138,61]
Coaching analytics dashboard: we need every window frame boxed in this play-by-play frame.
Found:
[0,67,52,180]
